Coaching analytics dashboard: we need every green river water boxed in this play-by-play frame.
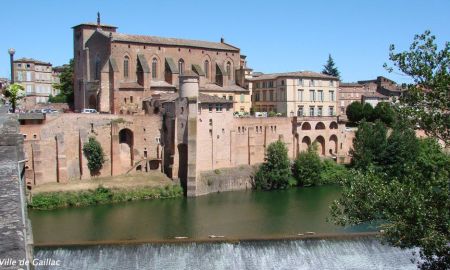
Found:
[29,186,372,245]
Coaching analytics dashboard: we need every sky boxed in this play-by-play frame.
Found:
[1,0,449,83]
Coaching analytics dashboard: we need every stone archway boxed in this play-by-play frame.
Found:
[119,128,134,168]
[329,121,338,129]
[329,134,338,154]
[315,122,325,130]
[301,136,311,152]
[314,136,326,156]
[302,122,311,130]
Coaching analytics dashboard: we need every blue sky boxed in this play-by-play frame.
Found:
[1,0,449,83]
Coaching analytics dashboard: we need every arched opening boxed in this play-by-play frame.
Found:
[315,122,326,130]
[149,160,159,170]
[123,56,129,79]
[136,165,142,171]
[314,136,326,156]
[301,122,311,130]
[178,143,188,195]
[329,121,338,129]
[152,58,158,79]
[226,61,232,80]
[329,134,338,154]
[204,60,209,80]
[301,136,311,152]
[119,128,134,167]
[136,58,144,85]
[88,95,97,109]
[178,59,185,75]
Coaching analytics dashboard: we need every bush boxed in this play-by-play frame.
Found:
[28,185,183,210]
[254,141,292,190]
[83,137,105,176]
[293,144,323,186]
[320,159,348,185]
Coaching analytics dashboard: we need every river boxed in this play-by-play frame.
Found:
[30,186,418,269]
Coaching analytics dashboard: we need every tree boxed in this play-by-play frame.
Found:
[384,30,450,146]
[362,103,375,121]
[52,59,74,105]
[350,120,388,170]
[83,137,105,176]
[322,54,341,79]
[331,137,450,270]
[254,140,292,190]
[293,144,323,186]
[4,83,25,112]
[346,101,364,123]
[373,102,396,127]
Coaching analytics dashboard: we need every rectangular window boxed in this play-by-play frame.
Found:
[26,85,32,93]
[309,106,315,116]
[297,89,303,101]
[269,91,273,101]
[269,81,274,88]
[297,106,304,116]
[215,103,223,112]
[329,80,333,87]
[310,80,315,87]
[318,106,323,116]
[130,96,133,103]
[222,95,226,100]
[255,92,260,102]
[262,82,267,88]
[26,71,31,81]
[256,82,260,88]
[340,100,345,106]
[309,90,315,101]
[240,94,244,102]
[229,96,233,101]
[17,72,23,81]
[298,79,303,86]
[329,106,334,116]
[318,90,323,101]
[208,104,213,112]
[262,91,266,101]
[329,90,335,101]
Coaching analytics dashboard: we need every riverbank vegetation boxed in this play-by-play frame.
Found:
[254,141,347,190]
[332,31,450,270]
[28,184,183,210]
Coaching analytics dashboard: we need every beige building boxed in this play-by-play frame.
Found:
[248,71,340,117]
[13,58,60,105]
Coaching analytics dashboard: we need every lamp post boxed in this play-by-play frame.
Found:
[8,48,15,84]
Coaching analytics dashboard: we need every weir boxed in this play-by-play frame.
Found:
[34,237,418,270]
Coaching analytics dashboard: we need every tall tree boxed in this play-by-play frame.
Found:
[4,83,25,112]
[346,101,364,123]
[384,30,450,146]
[322,54,341,78]
[52,59,74,105]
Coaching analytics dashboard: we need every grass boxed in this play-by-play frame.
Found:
[28,184,183,210]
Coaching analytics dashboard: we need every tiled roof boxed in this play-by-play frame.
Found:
[247,71,338,80]
[98,30,239,51]
[200,83,248,93]
[14,58,51,66]
[199,93,233,104]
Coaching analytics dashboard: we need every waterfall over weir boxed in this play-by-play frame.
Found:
[35,238,418,270]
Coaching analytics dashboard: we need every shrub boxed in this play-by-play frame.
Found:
[83,137,105,176]
[254,141,292,190]
[293,144,323,186]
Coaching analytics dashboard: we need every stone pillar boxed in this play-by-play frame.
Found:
[111,122,120,176]
[55,133,68,183]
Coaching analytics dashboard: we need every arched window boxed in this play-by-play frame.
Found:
[94,56,100,80]
[123,56,129,78]
[226,61,232,80]
[204,60,209,79]
[178,59,185,75]
[152,58,158,79]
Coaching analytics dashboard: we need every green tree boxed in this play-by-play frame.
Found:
[373,102,396,127]
[4,83,25,112]
[52,59,74,105]
[384,30,450,146]
[293,144,323,186]
[331,138,450,270]
[346,101,364,124]
[350,120,388,170]
[83,137,105,176]
[254,140,292,190]
[322,54,341,79]
[362,103,375,121]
